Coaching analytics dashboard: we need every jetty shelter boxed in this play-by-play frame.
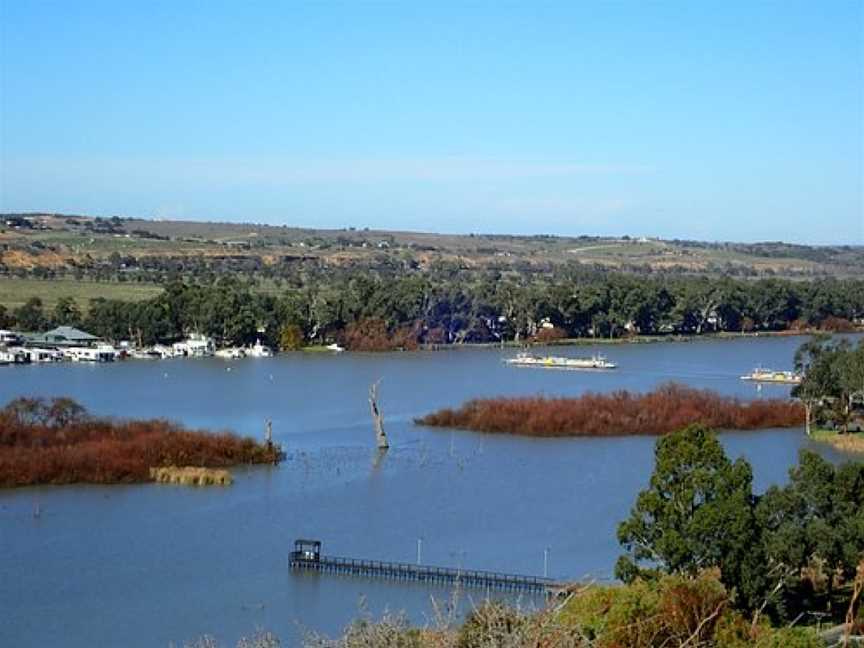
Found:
[28,326,103,348]
[27,326,117,362]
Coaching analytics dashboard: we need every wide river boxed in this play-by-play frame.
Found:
[1,335,860,647]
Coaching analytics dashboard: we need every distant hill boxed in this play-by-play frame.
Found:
[2,212,862,279]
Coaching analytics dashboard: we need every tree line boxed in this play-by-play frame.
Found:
[1,271,862,349]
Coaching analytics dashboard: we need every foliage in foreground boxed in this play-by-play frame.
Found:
[617,424,864,622]
[415,383,804,436]
[297,573,831,647]
[0,397,280,486]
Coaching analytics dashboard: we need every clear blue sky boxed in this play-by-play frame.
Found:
[1,1,862,243]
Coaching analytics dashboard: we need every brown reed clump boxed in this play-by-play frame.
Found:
[415,382,805,437]
[150,466,233,486]
[0,397,281,487]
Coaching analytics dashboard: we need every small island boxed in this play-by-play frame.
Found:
[0,397,282,487]
[415,382,804,437]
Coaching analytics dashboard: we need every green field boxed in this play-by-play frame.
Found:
[0,278,163,313]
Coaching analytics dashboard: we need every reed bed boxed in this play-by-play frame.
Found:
[150,466,233,486]
[0,397,280,487]
[415,383,804,437]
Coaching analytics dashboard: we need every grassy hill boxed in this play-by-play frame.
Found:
[2,212,862,282]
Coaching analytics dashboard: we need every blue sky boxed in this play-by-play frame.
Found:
[1,1,862,244]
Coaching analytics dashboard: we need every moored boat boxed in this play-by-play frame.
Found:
[215,347,246,359]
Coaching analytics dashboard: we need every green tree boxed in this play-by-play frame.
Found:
[279,324,304,351]
[0,305,12,329]
[757,451,864,617]
[13,297,46,332]
[52,296,83,328]
[616,424,762,609]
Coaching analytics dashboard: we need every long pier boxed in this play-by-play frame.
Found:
[289,540,562,595]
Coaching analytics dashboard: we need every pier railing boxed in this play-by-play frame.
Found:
[289,551,560,594]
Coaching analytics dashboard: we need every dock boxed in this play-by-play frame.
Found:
[289,539,562,595]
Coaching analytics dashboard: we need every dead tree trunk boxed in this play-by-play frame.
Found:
[369,380,389,450]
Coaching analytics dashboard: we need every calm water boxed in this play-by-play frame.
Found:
[0,335,859,647]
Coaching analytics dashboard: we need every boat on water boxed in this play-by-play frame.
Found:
[247,338,274,358]
[740,368,802,384]
[505,352,617,370]
[215,347,246,359]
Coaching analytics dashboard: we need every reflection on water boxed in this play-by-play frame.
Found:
[0,335,859,646]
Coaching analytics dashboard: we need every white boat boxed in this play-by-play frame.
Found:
[172,333,214,357]
[506,352,617,370]
[130,349,162,360]
[152,344,179,359]
[63,345,116,362]
[215,347,246,359]
[325,343,344,353]
[740,368,802,384]
[247,338,273,358]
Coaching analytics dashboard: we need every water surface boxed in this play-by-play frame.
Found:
[1,335,858,647]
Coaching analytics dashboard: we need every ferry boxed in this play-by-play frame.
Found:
[740,368,802,384]
[506,352,617,370]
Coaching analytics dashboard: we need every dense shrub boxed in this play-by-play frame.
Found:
[559,574,825,648]
[0,397,280,487]
[340,318,420,351]
[415,383,804,437]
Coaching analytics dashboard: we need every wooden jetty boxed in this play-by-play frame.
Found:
[289,539,562,595]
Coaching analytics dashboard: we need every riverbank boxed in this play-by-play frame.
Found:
[0,397,281,487]
[415,383,804,437]
[811,429,864,454]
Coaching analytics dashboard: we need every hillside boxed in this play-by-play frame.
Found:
[2,212,862,280]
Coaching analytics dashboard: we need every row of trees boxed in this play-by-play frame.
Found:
[1,272,862,348]
[616,424,864,623]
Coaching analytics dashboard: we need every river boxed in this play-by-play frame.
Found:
[0,335,859,647]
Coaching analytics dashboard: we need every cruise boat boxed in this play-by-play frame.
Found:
[740,368,802,384]
[506,352,617,370]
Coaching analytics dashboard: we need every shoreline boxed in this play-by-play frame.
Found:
[810,428,864,454]
[338,327,862,353]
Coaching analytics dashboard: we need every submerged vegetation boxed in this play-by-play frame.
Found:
[415,383,804,436]
[0,397,280,487]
